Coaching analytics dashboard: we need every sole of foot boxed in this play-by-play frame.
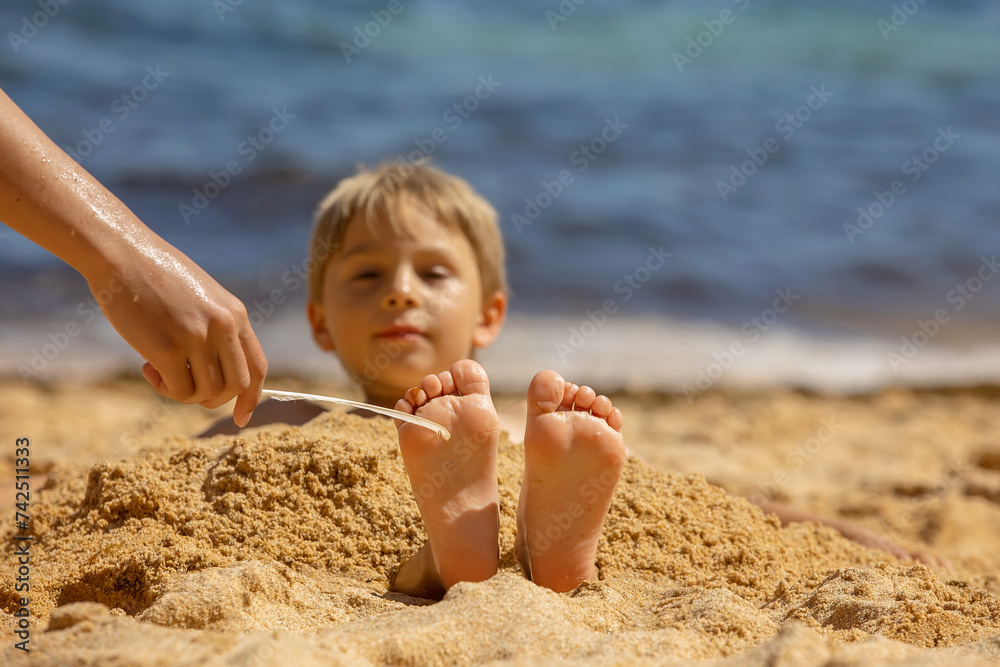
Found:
[515,370,626,593]
[394,359,500,594]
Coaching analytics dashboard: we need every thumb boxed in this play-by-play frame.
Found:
[142,362,166,394]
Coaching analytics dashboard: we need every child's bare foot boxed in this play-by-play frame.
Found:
[515,370,626,593]
[392,360,500,599]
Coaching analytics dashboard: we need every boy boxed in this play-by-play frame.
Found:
[207,161,627,599]
[199,161,943,594]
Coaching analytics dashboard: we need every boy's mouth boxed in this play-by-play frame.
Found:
[374,324,426,341]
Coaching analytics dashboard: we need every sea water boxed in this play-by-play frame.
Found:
[1,0,998,391]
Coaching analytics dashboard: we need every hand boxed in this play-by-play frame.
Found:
[88,240,267,427]
[0,87,267,427]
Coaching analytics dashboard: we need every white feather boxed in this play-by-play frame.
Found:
[261,389,450,440]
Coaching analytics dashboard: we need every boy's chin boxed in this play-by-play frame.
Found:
[352,361,440,400]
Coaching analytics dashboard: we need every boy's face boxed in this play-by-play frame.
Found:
[307,201,506,406]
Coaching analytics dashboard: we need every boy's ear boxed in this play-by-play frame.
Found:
[306,300,336,352]
[472,290,507,349]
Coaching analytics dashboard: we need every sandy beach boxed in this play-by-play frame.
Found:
[2,0,998,664]
[1,376,999,666]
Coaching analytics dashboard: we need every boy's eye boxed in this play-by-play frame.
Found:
[352,270,380,281]
[422,267,450,280]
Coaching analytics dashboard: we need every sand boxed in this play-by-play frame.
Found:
[1,378,999,666]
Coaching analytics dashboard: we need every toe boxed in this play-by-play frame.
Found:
[573,386,597,411]
[438,370,456,395]
[450,360,490,397]
[527,369,565,415]
[559,382,579,410]
[421,373,444,399]
[590,395,613,419]
[395,397,414,415]
[608,407,624,432]
[406,386,428,408]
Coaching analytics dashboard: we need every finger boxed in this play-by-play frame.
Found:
[197,354,238,410]
[200,335,252,411]
[142,362,163,392]
[143,357,195,402]
[232,324,267,428]
[187,344,225,406]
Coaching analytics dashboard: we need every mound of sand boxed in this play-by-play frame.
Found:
[2,411,999,666]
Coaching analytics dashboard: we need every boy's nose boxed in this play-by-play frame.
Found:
[382,291,419,309]
[382,271,421,309]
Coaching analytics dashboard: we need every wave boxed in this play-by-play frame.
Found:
[3,312,997,394]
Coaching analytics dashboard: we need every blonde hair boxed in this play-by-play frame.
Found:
[308,161,508,304]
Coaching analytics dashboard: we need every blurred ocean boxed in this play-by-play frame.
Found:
[1,0,999,392]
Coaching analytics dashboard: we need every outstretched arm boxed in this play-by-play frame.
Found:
[751,496,950,569]
[0,88,266,426]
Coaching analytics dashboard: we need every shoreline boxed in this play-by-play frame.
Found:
[5,311,1000,396]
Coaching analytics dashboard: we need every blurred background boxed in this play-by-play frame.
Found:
[1,0,999,393]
